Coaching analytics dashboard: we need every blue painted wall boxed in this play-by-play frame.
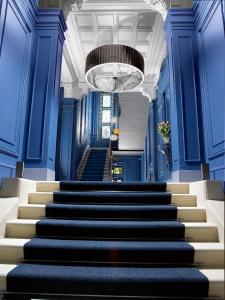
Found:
[194,0,225,181]
[0,0,66,182]
[56,92,93,180]
[143,1,225,183]
[113,155,142,182]
[0,0,37,181]
[24,9,66,179]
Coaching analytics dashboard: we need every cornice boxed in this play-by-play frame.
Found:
[36,9,67,41]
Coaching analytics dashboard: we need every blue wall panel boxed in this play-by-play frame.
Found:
[195,0,225,181]
[177,36,201,162]
[56,93,93,181]
[57,99,76,180]
[26,36,51,160]
[0,0,35,181]
[24,9,66,179]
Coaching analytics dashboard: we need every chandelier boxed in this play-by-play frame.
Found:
[85,44,144,93]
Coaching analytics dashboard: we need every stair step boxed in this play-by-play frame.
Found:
[0,264,224,298]
[28,192,197,207]
[18,204,206,222]
[36,182,189,194]
[5,220,218,242]
[0,238,224,268]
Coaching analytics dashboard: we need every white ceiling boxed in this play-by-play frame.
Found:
[61,0,167,100]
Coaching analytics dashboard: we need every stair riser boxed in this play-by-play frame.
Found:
[36,182,189,194]
[28,193,197,207]
[5,222,218,242]
[18,206,206,222]
[0,244,224,268]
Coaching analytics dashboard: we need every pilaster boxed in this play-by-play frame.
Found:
[165,9,202,181]
[24,9,67,180]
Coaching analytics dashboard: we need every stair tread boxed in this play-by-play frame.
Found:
[7,219,217,227]
[0,238,223,250]
[19,204,205,210]
[1,264,224,297]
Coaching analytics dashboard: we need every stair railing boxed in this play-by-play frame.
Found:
[103,140,112,181]
[76,147,91,180]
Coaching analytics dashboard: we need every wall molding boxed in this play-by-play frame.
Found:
[0,0,34,159]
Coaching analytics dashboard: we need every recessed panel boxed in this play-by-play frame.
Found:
[118,14,135,29]
[96,14,114,29]
[79,31,94,42]
[136,31,151,43]
[97,31,113,44]
[118,31,133,42]
[137,13,156,30]
[76,14,93,28]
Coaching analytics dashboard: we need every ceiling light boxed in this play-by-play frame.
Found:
[85,44,144,93]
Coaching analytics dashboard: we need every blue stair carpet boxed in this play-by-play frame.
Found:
[24,239,194,264]
[80,149,107,181]
[45,204,178,220]
[7,265,208,297]
[6,181,209,298]
[36,219,185,240]
[60,181,167,192]
[53,191,172,204]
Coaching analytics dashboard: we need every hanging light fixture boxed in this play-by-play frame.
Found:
[85,44,144,93]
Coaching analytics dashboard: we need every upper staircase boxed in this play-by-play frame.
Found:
[0,181,224,299]
[80,149,108,181]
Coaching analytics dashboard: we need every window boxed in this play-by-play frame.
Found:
[102,110,111,123]
[103,95,111,107]
[99,93,114,139]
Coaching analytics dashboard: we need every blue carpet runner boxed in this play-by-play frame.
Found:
[6,181,209,299]
[80,149,107,181]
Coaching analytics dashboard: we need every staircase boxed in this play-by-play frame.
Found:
[0,181,224,299]
[80,149,107,181]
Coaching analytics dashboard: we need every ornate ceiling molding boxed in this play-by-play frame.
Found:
[39,0,83,18]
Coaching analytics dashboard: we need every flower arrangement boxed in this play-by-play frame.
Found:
[157,121,170,144]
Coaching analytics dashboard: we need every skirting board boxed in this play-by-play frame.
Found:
[23,168,55,181]
[172,170,202,182]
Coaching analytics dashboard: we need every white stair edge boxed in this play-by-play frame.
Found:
[5,220,219,242]
[0,238,223,268]
[35,181,190,194]
[0,264,16,292]
[201,269,225,298]
[28,193,197,207]
[18,204,206,222]
[0,264,223,298]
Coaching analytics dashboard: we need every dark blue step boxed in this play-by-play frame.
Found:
[36,219,185,240]
[81,174,103,179]
[7,264,208,297]
[45,204,177,220]
[80,180,103,182]
[60,181,167,192]
[53,191,171,205]
[24,239,194,264]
